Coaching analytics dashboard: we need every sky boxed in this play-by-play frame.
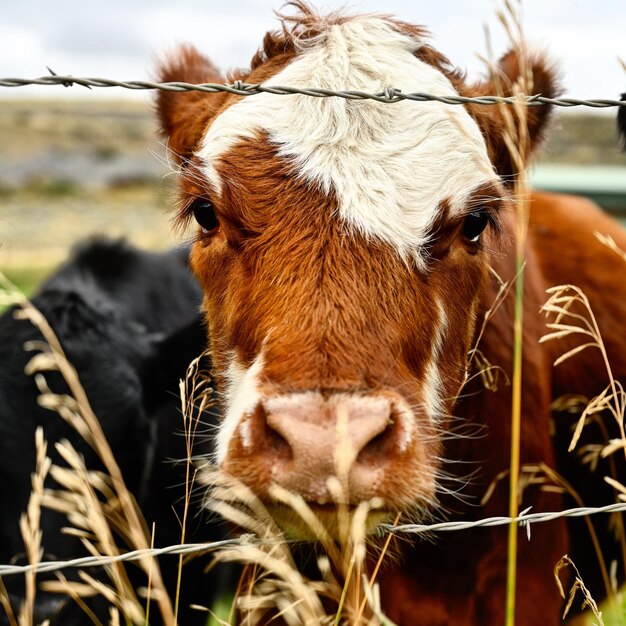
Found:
[0,1,624,102]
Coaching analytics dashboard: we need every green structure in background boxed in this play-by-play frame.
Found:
[533,165,626,218]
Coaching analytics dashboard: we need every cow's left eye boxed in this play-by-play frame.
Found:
[461,210,490,243]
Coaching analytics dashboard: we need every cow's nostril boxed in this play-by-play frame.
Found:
[355,421,393,465]
[250,403,292,461]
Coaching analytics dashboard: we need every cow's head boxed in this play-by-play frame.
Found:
[157,5,557,533]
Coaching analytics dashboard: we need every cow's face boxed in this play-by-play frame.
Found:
[158,10,556,532]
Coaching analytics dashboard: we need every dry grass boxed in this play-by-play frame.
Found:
[17,428,51,626]
[175,351,216,624]
[541,283,626,462]
[555,556,606,626]
[196,410,398,625]
[475,2,626,623]
[540,251,626,624]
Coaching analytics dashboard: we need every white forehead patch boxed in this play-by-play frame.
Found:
[198,16,498,265]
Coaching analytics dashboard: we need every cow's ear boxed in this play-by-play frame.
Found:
[468,50,560,181]
[156,45,228,164]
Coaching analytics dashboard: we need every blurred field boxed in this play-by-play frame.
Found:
[0,99,180,292]
[0,99,624,294]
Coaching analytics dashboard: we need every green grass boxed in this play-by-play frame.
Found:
[206,592,235,626]
[0,267,50,314]
[604,595,626,625]
[2,267,51,296]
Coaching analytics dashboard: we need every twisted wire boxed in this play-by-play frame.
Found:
[1,501,625,578]
[1,75,625,108]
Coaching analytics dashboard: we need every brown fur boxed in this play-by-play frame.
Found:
[155,45,228,163]
[156,6,624,623]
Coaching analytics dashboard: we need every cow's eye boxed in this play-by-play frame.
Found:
[191,199,219,234]
[461,210,490,243]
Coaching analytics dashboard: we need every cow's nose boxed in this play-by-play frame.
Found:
[260,393,396,502]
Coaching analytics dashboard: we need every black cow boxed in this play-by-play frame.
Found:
[0,238,227,625]
[617,93,626,152]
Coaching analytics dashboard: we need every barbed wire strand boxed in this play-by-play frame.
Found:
[1,76,625,108]
[1,501,625,578]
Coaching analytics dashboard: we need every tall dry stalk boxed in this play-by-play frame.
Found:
[481,1,533,622]
[555,556,605,626]
[173,352,214,623]
[17,428,51,626]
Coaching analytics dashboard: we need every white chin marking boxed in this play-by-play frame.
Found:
[197,16,498,267]
[215,352,264,465]
[423,300,447,422]
[423,360,443,423]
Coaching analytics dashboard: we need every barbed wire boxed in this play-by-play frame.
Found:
[1,501,625,578]
[0,537,256,578]
[383,501,626,534]
[1,75,625,108]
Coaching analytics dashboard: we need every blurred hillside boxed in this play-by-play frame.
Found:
[542,112,625,165]
[0,99,625,292]
[0,100,175,290]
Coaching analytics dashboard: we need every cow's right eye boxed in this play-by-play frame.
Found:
[461,210,490,243]
[191,199,219,234]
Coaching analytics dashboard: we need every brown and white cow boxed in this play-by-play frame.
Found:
[156,5,626,624]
